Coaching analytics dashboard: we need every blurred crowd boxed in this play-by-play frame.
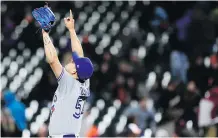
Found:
[1,1,218,137]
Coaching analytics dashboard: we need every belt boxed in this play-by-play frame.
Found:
[63,134,76,138]
[49,134,77,138]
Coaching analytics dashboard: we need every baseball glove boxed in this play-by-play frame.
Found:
[32,4,55,32]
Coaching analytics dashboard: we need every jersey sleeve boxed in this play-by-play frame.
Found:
[57,67,65,83]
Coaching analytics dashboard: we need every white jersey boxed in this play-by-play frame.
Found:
[48,68,90,136]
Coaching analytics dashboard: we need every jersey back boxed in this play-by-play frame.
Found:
[48,68,90,135]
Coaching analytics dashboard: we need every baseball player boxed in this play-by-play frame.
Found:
[32,6,93,138]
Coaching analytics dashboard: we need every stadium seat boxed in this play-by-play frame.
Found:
[30,100,39,114]
[22,129,31,138]
[9,49,17,59]
[96,99,105,111]
[23,48,31,59]
[113,99,121,110]
[115,115,127,134]
[25,107,34,121]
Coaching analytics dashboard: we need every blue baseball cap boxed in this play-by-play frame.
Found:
[72,52,94,80]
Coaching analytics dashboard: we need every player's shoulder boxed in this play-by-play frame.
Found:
[72,78,90,88]
[79,79,90,97]
[58,68,79,86]
[62,68,90,86]
[83,79,90,87]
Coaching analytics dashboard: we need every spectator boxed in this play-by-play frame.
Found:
[37,123,48,138]
[1,108,16,137]
[198,85,218,127]
[170,50,189,83]
[187,55,210,95]
[3,90,27,136]
[198,85,218,136]
[187,4,216,56]
[177,81,201,130]
[208,54,218,88]
[175,9,192,43]
[174,9,193,55]
[124,97,156,133]
[151,6,169,36]
[209,7,218,37]
[157,78,182,112]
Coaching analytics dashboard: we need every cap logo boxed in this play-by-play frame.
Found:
[77,65,79,68]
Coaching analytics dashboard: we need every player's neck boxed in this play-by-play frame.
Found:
[68,72,85,83]
[67,71,79,79]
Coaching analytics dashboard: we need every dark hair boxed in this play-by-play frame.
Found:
[77,78,85,83]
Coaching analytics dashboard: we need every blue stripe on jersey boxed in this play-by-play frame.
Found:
[57,68,64,81]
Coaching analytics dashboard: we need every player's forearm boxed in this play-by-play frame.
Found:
[69,29,84,57]
[42,32,58,64]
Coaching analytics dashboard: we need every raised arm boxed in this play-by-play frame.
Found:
[42,30,62,79]
[64,10,84,57]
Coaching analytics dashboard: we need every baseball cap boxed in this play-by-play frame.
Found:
[72,52,94,80]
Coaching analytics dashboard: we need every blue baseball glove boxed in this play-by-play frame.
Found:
[32,5,55,32]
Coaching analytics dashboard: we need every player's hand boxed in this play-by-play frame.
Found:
[42,29,46,34]
[64,9,75,31]
[42,29,49,35]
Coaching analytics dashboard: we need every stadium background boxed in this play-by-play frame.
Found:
[1,1,218,137]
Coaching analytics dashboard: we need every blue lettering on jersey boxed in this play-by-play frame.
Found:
[73,97,84,119]
[73,87,89,119]
[80,87,90,97]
